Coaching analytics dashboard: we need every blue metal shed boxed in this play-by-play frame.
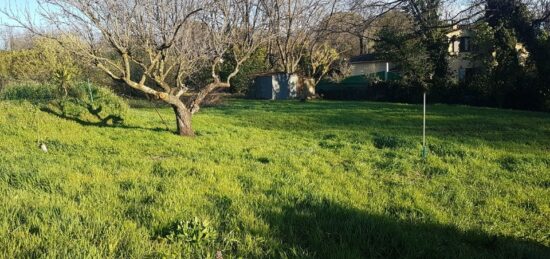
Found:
[250,73,299,100]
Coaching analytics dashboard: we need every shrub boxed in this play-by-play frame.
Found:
[221,47,270,94]
[126,98,166,109]
[201,92,226,107]
[52,65,80,97]
[428,143,467,159]
[0,37,82,85]
[161,217,217,245]
[317,71,550,112]
[372,134,412,149]
[45,82,129,125]
[317,78,422,103]
[0,83,57,103]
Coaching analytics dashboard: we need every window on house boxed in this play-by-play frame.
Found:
[466,68,480,81]
[459,37,471,52]
[458,68,466,81]
[449,36,458,53]
[459,68,477,82]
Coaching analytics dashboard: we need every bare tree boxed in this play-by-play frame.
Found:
[263,0,338,74]
[261,0,343,98]
[317,11,369,55]
[0,27,14,50]
[1,0,268,136]
[530,0,550,27]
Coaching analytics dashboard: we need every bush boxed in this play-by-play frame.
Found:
[221,47,271,94]
[317,71,550,112]
[126,98,167,109]
[45,82,129,125]
[372,134,413,149]
[161,217,217,245]
[0,83,57,103]
[318,79,423,103]
[0,37,82,86]
[0,82,128,125]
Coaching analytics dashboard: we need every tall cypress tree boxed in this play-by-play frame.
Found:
[376,0,449,91]
[484,0,549,109]
[407,0,449,85]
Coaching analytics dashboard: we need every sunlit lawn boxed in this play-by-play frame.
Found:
[0,99,549,258]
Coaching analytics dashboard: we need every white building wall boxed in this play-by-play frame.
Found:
[350,62,394,76]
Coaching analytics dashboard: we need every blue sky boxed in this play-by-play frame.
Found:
[0,0,41,26]
[0,0,472,32]
[0,0,41,48]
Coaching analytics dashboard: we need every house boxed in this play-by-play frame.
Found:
[447,25,529,80]
[350,25,529,81]
[249,73,299,100]
[349,53,396,78]
[447,25,477,80]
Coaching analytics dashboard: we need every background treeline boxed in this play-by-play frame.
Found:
[0,36,269,97]
[319,0,550,112]
[1,0,549,112]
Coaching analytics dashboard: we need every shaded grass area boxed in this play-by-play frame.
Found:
[0,99,549,258]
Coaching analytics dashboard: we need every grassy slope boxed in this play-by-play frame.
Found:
[0,99,549,258]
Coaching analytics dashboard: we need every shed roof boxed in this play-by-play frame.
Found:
[349,53,385,63]
[252,72,296,77]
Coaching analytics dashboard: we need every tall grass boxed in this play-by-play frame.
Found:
[0,99,548,258]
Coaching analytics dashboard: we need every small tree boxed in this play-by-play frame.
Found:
[53,65,79,97]
[301,43,340,98]
[375,14,433,87]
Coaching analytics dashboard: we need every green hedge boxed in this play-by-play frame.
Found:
[0,83,57,103]
[317,73,411,102]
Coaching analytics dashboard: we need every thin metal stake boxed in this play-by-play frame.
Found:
[146,94,170,131]
[87,79,94,103]
[422,92,427,159]
[154,105,170,131]
[385,62,389,81]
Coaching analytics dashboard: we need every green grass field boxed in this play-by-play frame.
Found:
[0,99,549,258]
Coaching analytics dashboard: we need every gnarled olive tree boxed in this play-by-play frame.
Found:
[2,0,268,136]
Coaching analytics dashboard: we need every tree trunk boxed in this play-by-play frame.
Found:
[62,81,69,97]
[300,77,316,100]
[172,104,194,137]
[359,36,365,55]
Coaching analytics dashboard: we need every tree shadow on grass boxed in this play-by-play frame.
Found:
[40,107,169,133]
[221,100,549,147]
[263,199,549,258]
[236,101,542,131]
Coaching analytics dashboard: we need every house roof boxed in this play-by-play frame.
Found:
[251,72,297,78]
[349,53,385,63]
